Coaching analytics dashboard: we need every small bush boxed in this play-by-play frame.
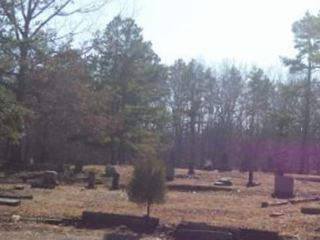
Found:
[127,158,166,217]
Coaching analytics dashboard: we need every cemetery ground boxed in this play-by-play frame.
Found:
[0,166,320,240]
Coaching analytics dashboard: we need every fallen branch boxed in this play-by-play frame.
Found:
[261,200,289,208]
[269,212,285,217]
[261,196,320,208]
[294,176,320,183]
[289,196,320,204]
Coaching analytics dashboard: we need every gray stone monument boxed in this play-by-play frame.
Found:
[43,170,58,188]
[273,175,294,198]
[110,171,120,190]
[87,172,96,189]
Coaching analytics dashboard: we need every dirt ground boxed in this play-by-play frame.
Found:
[0,166,320,240]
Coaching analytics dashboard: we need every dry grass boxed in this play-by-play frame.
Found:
[1,166,320,239]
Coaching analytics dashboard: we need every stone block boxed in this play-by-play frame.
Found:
[273,175,294,198]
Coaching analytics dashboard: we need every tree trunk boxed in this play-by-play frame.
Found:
[173,125,182,167]
[110,136,116,165]
[9,43,29,169]
[188,105,196,175]
[300,61,312,174]
[146,201,151,218]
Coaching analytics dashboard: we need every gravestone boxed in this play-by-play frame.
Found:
[43,170,58,188]
[203,160,213,171]
[214,178,233,186]
[273,175,294,198]
[87,172,96,189]
[0,198,21,206]
[30,170,58,189]
[110,171,120,190]
[105,165,116,177]
[246,170,255,187]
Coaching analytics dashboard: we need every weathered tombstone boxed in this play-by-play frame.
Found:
[105,165,116,177]
[87,172,96,189]
[29,157,34,166]
[273,175,294,198]
[0,198,21,207]
[246,170,255,187]
[30,170,58,189]
[43,171,58,189]
[110,171,120,190]
[214,177,233,186]
[203,160,213,171]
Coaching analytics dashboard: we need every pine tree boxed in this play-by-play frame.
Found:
[127,158,166,218]
[282,11,320,174]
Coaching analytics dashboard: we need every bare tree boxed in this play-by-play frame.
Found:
[0,0,112,99]
[0,0,112,166]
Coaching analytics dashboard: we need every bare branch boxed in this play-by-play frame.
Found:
[57,0,113,16]
[29,0,40,18]
[30,0,73,38]
[19,0,27,21]
[0,1,23,39]
[31,0,55,20]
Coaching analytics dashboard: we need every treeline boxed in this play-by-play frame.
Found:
[0,2,319,174]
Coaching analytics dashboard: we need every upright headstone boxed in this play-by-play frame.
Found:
[29,157,34,166]
[110,171,120,190]
[246,170,255,187]
[105,165,116,177]
[273,175,294,198]
[31,171,58,189]
[203,160,213,171]
[43,171,58,189]
[87,172,96,189]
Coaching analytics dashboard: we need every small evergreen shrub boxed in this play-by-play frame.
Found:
[127,159,166,217]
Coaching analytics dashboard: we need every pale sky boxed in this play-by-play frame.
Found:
[72,0,320,68]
